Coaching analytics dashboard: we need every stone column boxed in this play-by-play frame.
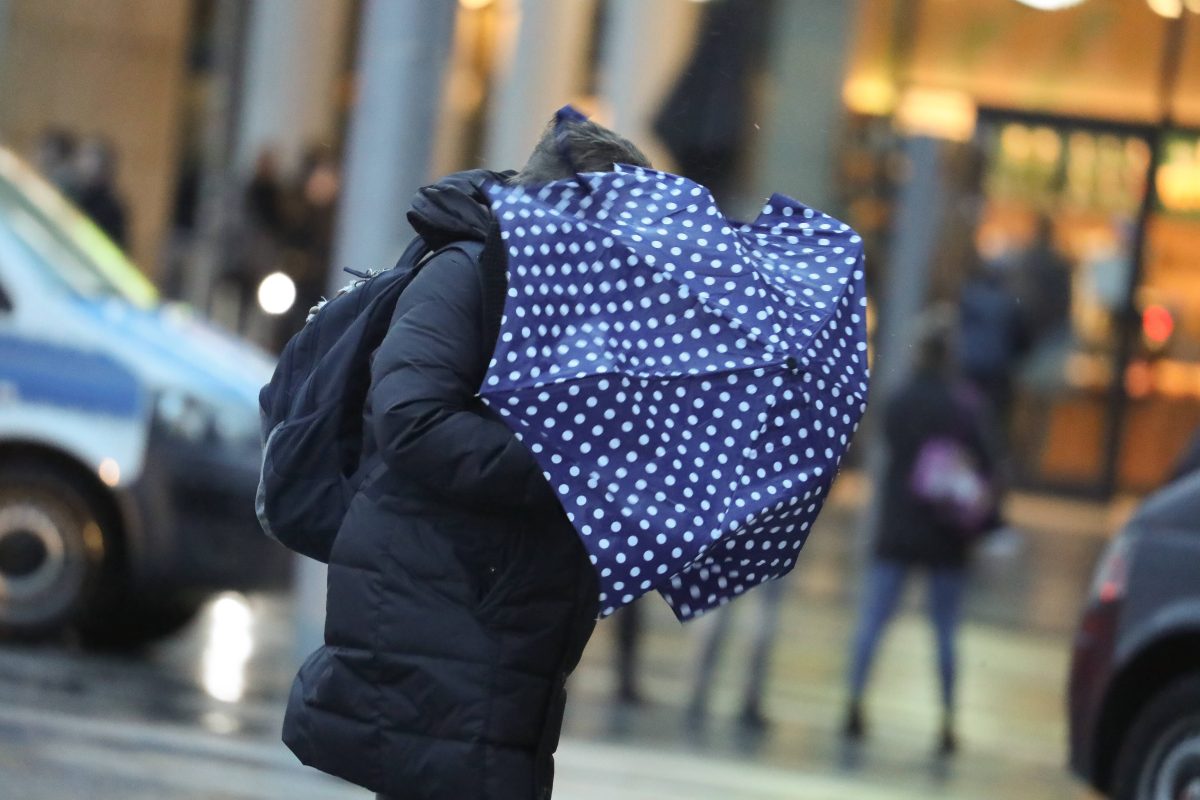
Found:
[856,136,949,553]
[234,0,354,174]
[483,0,596,170]
[293,0,458,659]
[326,0,459,289]
[751,0,857,215]
[594,0,701,168]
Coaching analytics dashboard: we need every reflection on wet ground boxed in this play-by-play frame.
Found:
[0,478,1110,798]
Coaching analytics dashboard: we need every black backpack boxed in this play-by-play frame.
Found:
[256,236,485,563]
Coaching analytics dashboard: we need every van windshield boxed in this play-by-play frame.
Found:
[0,150,157,309]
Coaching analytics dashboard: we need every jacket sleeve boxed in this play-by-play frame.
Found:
[369,248,555,512]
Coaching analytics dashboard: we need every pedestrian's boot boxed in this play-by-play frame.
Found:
[616,676,643,707]
[842,701,866,740]
[737,702,771,732]
[937,714,958,756]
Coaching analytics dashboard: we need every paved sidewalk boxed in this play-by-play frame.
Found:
[0,469,1115,798]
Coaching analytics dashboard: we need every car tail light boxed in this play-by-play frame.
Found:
[1089,534,1132,604]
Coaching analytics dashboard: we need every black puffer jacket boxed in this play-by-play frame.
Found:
[283,171,599,799]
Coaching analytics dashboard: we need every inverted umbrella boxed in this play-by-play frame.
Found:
[480,166,868,620]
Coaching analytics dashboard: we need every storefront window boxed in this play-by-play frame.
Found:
[1119,131,1200,488]
[968,119,1200,493]
[971,118,1149,490]
[841,0,1200,496]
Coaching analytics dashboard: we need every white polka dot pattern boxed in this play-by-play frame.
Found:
[480,166,869,621]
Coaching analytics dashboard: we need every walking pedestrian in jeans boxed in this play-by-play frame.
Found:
[686,576,787,730]
[843,309,999,755]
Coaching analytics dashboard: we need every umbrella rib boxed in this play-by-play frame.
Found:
[486,266,864,402]
[638,235,862,372]
[772,254,867,405]
[480,357,790,400]
[638,259,781,353]
[705,391,778,553]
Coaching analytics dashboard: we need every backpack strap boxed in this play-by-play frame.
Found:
[422,227,503,353]
[474,221,508,353]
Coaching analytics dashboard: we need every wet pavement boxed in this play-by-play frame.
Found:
[0,474,1114,799]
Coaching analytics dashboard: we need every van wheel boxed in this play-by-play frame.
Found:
[1113,674,1200,800]
[0,465,111,640]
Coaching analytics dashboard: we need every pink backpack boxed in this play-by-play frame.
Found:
[909,422,994,537]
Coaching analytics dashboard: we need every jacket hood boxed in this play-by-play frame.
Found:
[407,169,513,250]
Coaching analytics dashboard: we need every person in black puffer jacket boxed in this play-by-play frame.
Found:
[282,116,650,800]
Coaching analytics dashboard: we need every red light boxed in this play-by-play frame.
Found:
[1099,568,1125,603]
[1143,304,1174,344]
[1093,537,1130,604]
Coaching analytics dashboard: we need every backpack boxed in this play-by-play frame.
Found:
[256,236,485,563]
[907,384,997,537]
[909,436,993,536]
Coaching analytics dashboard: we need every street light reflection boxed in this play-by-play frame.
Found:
[97,458,120,487]
[201,593,254,704]
[257,271,296,315]
[1146,0,1183,18]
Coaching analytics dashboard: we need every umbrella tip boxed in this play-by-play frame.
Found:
[555,105,589,125]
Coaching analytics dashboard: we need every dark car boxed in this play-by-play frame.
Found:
[1068,470,1200,800]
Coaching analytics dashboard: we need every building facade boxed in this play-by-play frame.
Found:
[3,0,1196,494]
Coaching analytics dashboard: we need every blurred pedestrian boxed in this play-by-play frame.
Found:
[244,147,290,286]
[1009,215,1074,475]
[217,148,289,335]
[33,127,79,195]
[613,602,645,705]
[162,153,203,300]
[281,113,651,800]
[843,308,999,756]
[246,147,289,243]
[686,576,787,730]
[958,253,1028,433]
[289,145,340,268]
[1012,214,1073,355]
[73,136,129,249]
[280,145,341,342]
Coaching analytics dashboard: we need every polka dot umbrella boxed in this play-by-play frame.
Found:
[480,165,868,621]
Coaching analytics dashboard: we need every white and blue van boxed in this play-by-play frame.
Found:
[0,147,288,645]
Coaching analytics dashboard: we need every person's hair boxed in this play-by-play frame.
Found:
[513,116,650,185]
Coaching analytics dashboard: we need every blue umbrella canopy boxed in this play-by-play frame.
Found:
[480,166,868,620]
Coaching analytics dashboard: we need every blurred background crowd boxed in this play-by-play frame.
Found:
[6,0,1198,493]
[1,1,1200,798]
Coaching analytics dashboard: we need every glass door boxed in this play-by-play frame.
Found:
[1118,131,1200,491]
[973,114,1152,494]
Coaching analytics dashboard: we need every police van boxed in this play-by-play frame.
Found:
[0,147,288,645]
